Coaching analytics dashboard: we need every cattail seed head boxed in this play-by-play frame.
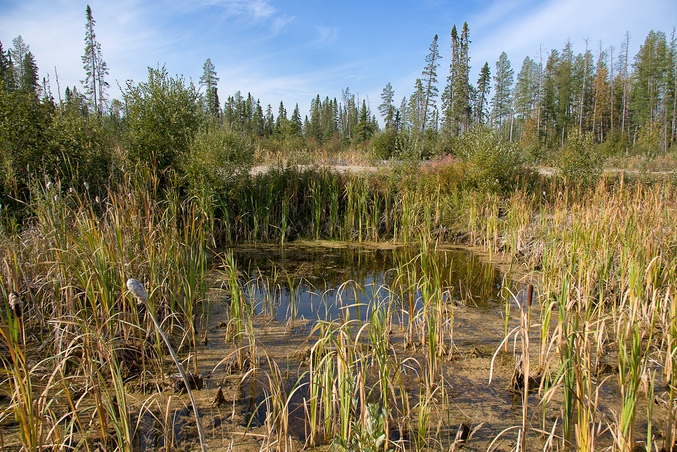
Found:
[126,278,148,304]
[8,292,23,318]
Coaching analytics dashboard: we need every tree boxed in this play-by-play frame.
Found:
[10,36,29,83]
[591,45,611,141]
[476,62,491,124]
[290,104,303,137]
[123,66,202,171]
[0,42,14,89]
[420,34,441,133]
[82,5,109,115]
[408,78,425,134]
[199,58,220,116]
[379,82,396,129]
[452,23,471,133]
[631,31,671,138]
[355,99,374,142]
[514,57,539,122]
[275,101,288,136]
[20,51,40,97]
[491,52,514,132]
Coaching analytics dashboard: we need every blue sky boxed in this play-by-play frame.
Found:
[1,0,676,118]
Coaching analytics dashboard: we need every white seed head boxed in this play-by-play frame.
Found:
[8,292,23,317]
[46,181,53,191]
[83,181,89,190]
[126,278,148,304]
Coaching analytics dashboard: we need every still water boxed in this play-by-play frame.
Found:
[226,242,515,330]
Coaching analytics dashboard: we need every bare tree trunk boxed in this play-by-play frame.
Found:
[621,32,630,135]
[579,39,589,135]
[672,28,677,146]
[610,46,615,133]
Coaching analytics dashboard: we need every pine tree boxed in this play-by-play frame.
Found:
[200,58,220,116]
[421,34,441,133]
[82,5,109,115]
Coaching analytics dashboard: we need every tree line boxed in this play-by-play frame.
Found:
[1,6,675,221]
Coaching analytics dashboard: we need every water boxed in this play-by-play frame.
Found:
[227,242,515,331]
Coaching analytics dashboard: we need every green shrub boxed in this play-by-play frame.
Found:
[182,122,255,197]
[123,66,202,173]
[458,127,524,193]
[371,129,398,160]
[556,131,602,189]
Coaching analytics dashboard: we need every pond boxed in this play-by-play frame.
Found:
[227,241,521,330]
[194,241,547,450]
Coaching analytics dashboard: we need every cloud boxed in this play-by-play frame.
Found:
[313,26,339,48]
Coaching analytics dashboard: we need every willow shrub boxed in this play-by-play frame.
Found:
[457,127,525,194]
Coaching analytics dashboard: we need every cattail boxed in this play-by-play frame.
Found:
[126,278,148,304]
[8,292,23,318]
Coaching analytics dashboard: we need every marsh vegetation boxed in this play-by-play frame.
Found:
[0,156,676,451]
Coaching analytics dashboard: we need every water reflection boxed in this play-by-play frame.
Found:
[225,243,513,330]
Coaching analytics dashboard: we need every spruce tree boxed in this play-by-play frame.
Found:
[82,5,109,115]
[0,42,12,89]
[491,52,514,130]
[453,22,471,133]
[476,62,491,124]
[379,82,396,129]
[20,51,40,96]
[200,58,220,116]
[421,34,441,133]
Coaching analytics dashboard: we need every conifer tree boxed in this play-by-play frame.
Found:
[20,51,40,97]
[453,22,471,133]
[0,42,13,89]
[11,36,29,83]
[82,5,109,115]
[421,34,441,133]
[491,52,514,131]
[200,58,220,116]
[290,104,303,137]
[476,62,491,124]
[379,82,396,129]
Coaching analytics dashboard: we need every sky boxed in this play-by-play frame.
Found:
[1,0,676,119]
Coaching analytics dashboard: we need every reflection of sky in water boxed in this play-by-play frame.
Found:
[229,244,516,330]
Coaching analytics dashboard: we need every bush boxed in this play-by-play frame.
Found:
[371,129,398,160]
[182,122,255,197]
[123,66,202,173]
[457,127,524,193]
[556,131,602,189]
